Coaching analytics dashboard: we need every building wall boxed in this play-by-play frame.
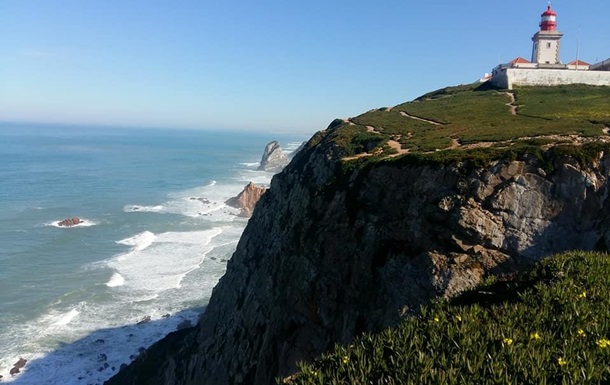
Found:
[491,68,610,90]
[532,31,562,64]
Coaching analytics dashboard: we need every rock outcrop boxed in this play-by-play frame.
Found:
[9,358,27,376]
[57,217,83,227]
[225,182,268,218]
[258,141,289,172]
[107,134,610,385]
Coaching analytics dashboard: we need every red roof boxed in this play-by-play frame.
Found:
[568,60,591,66]
[509,57,531,64]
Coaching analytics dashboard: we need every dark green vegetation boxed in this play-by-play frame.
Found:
[327,84,610,158]
[286,252,610,385]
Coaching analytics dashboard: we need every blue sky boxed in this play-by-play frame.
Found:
[1,1,609,133]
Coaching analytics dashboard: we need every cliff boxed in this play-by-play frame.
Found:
[107,84,610,385]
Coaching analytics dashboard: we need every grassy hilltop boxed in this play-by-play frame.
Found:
[285,85,610,384]
[324,84,610,166]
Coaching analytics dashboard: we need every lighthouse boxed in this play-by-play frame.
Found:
[531,3,563,65]
[489,2,610,89]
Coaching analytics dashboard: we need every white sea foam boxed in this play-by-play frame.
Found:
[234,169,273,186]
[106,272,125,287]
[123,178,248,221]
[123,204,164,213]
[53,308,80,326]
[108,228,224,298]
[116,231,156,251]
[238,162,260,167]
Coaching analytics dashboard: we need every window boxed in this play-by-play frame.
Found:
[546,42,552,48]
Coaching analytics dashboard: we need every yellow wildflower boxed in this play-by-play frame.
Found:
[342,356,349,364]
[530,332,541,340]
[597,339,610,349]
[577,329,586,337]
[557,358,568,366]
[434,317,440,323]
[503,338,513,346]
[455,315,462,322]
[578,291,587,299]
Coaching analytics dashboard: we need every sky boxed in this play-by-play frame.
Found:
[1,1,609,133]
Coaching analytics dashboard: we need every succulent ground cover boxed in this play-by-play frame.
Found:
[285,251,610,384]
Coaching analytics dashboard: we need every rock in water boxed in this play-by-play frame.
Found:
[9,358,26,376]
[225,182,267,217]
[258,141,289,172]
[57,217,83,227]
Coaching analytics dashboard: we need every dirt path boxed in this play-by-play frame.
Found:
[399,111,443,126]
[342,138,409,161]
[387,140,410,157]
[504,92,517,115]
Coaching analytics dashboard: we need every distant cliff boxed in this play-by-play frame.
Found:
[107,84,610,385]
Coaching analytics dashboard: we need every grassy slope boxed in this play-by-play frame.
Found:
[287,252,610,384]
[285,85,610,384]
[330,84,610,157]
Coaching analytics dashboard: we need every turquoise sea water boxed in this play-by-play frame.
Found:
[0,123,308,384]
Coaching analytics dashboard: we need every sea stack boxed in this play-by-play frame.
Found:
[225,182,267,217]
[257,141,289,172]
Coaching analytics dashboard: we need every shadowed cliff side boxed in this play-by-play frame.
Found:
[107,122,610,384]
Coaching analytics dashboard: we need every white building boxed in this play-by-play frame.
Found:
[490,4,610,89]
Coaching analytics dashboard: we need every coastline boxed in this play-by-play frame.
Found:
[0,124,307,384]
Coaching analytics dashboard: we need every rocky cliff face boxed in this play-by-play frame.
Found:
[107,131,610,385]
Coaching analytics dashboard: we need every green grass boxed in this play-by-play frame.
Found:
[334,84,610,159]
[285,251,610,385]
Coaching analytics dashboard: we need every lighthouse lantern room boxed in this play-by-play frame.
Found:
[531,3,563,65]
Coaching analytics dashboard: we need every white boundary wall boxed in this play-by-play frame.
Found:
[491,68,610,89]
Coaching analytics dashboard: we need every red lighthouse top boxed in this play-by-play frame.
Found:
[540,4,558,31]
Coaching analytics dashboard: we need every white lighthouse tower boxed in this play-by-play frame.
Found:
[531,3,563,65]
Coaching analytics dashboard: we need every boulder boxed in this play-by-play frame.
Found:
[57,217,83,227]
[9,358,26,376]
[225,182,267,218]
[258,141,289,172]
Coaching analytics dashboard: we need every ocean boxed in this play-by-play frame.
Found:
[0,123,308,384]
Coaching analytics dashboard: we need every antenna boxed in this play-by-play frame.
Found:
[576,26,581,70]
